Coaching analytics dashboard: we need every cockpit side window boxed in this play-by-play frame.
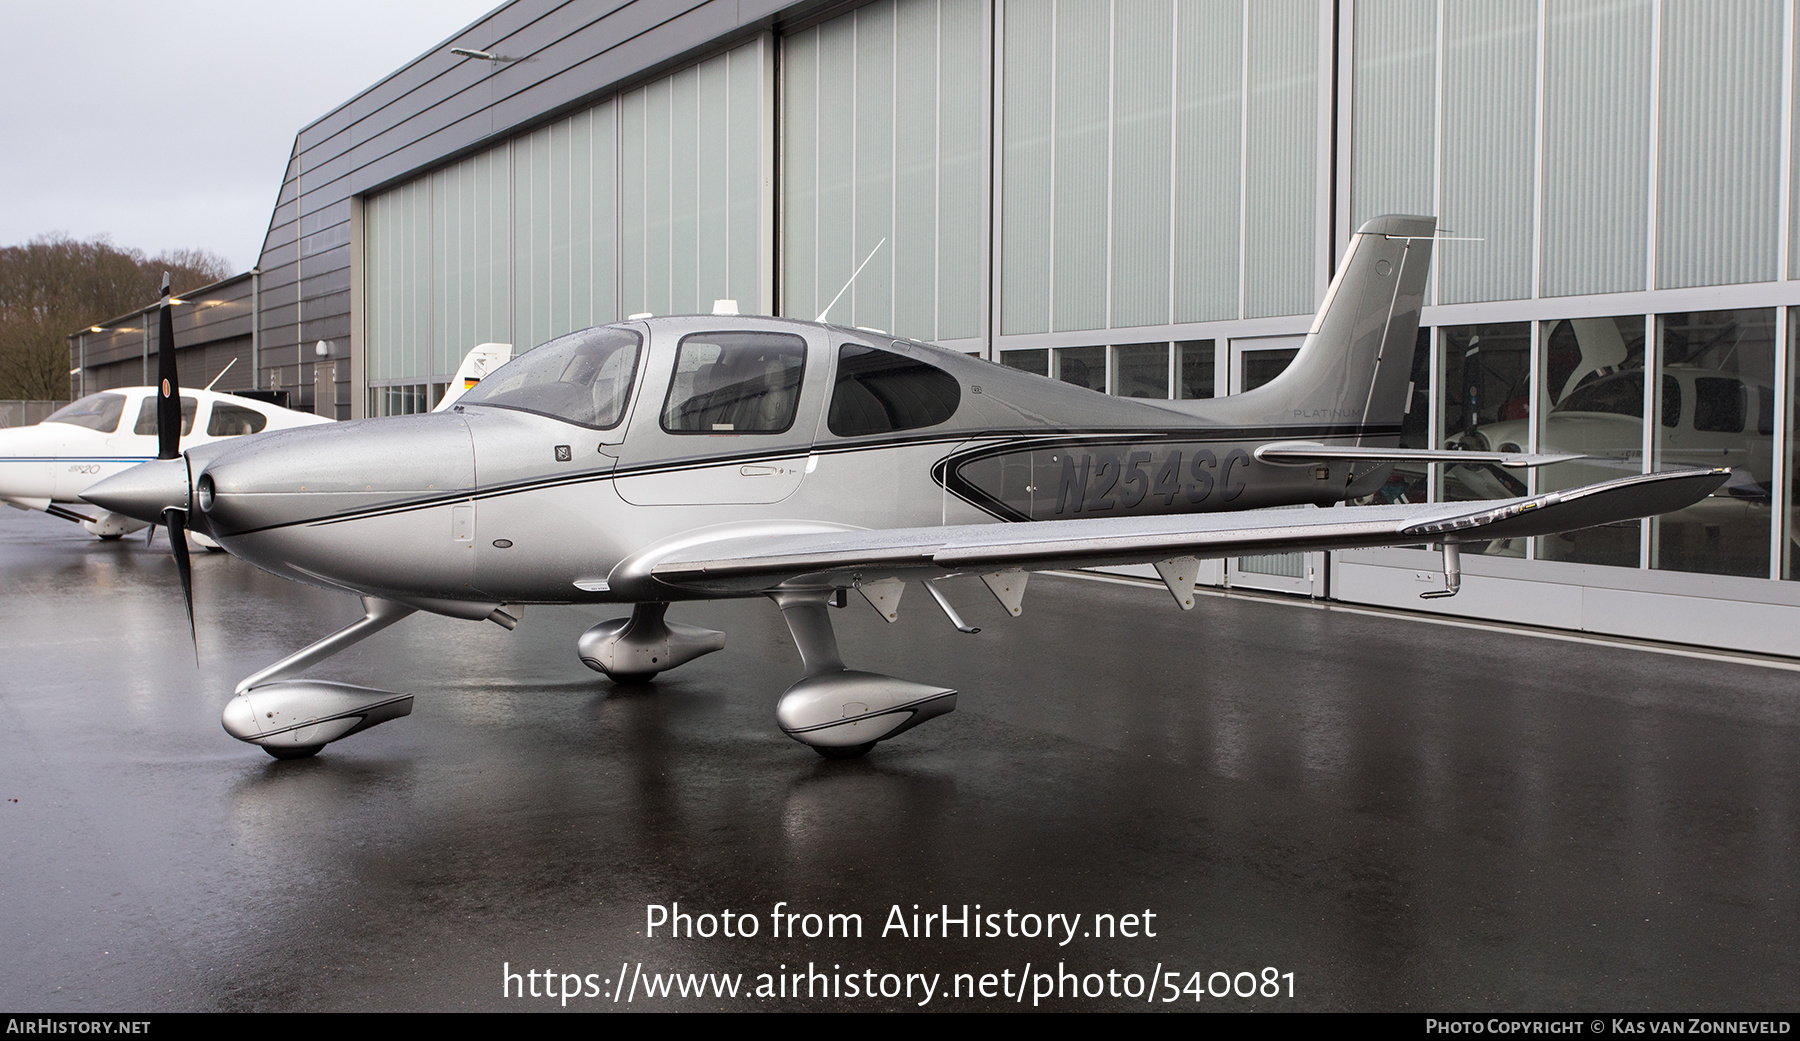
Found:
[457,326,641,429]
[207,404,268,436]
[132,396,198,436]
[827,343,961,437]
[45,393,128,433]
[662,332,806,434]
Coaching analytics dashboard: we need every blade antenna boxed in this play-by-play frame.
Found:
[815,238,886,324]
[203,357,236,392]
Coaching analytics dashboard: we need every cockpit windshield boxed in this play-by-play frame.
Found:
[456,326,642,428]
[44,393,127,433]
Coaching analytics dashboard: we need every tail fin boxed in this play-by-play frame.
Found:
[1225,214,1434,432]
[434,343,515,412]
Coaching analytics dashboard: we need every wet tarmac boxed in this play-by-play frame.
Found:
[1,505,1797,1012]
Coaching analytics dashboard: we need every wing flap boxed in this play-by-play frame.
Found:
[644,468,1729,595]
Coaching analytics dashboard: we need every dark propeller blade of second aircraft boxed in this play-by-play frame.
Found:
[153,273,197,654]
[156,275,180,461]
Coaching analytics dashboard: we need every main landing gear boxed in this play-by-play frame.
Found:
[580,594,957,759]
[225,591,957,762]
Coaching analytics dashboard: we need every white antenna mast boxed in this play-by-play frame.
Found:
[815,238,887,323]
[203,357,237,392]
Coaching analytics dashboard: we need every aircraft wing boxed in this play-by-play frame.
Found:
[1252,441,1579,468]
[642,468,1729,597]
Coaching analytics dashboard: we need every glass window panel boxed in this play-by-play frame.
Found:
[1241,348,1298,392]
[1651,309,1775,578]
[1001,349,1048,376]
[1786,309,1800,579]
[1175,340,1215,399]
[1438,322,1532,555]
[662,331,807,434]
[827,343,961,437]
[1111,343,1169,398]
[463,327,642,430]
[206,405,267,437]
[1357,328,1433,506]
[1052,345,1105,392]
[51,393,127,433]
[1535,316,1647,567]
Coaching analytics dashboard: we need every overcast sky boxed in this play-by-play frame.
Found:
[0,1,499,272]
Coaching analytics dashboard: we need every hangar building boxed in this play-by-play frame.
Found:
[69,0,1800,655]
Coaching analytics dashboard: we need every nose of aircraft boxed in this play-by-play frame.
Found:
[82,457,190,523]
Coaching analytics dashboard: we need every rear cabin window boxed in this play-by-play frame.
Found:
[662,332,806,434]
[133,396,197,436]
[45,393,127,433]
[207,404,268,436]
[827,343,961,437]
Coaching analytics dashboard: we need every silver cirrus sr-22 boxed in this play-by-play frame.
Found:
[85,216,1729,761]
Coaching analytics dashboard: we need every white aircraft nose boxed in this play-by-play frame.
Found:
[82,457,188,523]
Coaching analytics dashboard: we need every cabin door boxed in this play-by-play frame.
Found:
[613,325,829,506]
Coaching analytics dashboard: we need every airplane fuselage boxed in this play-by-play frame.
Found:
[181,315,1396,610]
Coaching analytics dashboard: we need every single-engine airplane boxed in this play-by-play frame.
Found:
[86,216,1730,760]
[0,382,329,541]
[0,340,513,543]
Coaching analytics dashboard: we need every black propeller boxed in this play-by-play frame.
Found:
[153,274,197,652]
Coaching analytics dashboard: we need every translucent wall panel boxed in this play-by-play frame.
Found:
[1656,0,1781,289]
[432,147,511,374]
[1349,0,1436,230]
[1003,0,1282,335]
[364,176,432,384]
[621,42,766,321]
[1541,0,1651,297]
[1051,1,1109,332]
[1244,0,1319,318]
[1439,0,1535,303]
[1110,1,1173,330]
[782,0,986,342]
[513,102,615,354]
[999,1,1053,334]
[1173,1,1243,324]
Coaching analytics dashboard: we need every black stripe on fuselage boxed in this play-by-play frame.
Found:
[214,422,1402,536]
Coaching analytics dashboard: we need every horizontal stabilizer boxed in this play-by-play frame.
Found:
[1253,441,1579,468]
[645,468,1730,596]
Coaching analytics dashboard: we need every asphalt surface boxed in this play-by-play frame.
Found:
[1,505,1797,1012]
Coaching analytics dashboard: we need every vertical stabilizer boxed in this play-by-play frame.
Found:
[1226,214,1435,432]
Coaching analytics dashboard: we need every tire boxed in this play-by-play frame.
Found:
[604,672,658,685]
[265,745,324,760]
[813,742,876,761]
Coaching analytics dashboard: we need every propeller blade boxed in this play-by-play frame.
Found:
[155,274,180,461]
[163,507,196,656]
[144,522,156,547]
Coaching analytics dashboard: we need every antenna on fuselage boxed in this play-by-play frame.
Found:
[815,238,887,324]
[203,357,237,392]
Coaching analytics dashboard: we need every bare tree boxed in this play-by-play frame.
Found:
[0,234,233,399]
